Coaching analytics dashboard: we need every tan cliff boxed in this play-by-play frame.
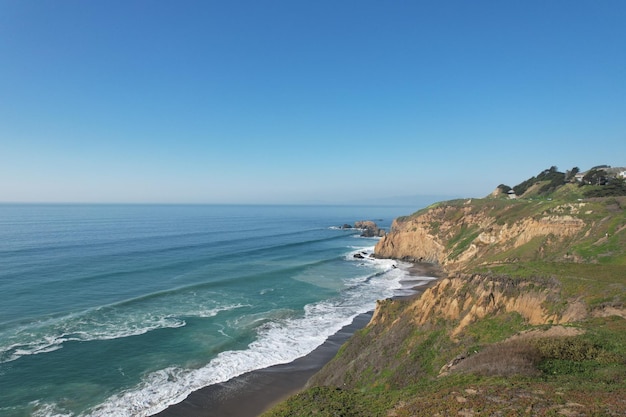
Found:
[308,269,589,391]
[370,273,586,340]
[369,197,626,340]
[375,199,587,271]
[366,197,626,348]
[265,180,626,416]
[369,198,620,340]
[272,196,625,416]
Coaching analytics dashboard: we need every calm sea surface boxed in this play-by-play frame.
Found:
[0,204,426,417]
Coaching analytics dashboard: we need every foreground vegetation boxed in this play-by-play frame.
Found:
[262,167,626,416]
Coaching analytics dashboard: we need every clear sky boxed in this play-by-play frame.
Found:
[1,1,625,204]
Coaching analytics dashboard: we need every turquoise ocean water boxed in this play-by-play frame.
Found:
[0,204,429,417]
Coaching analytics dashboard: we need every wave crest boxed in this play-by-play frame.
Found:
[0,300,244,364]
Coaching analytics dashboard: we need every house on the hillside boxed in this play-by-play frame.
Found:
[619,170,626,179]
[574,172,586,182]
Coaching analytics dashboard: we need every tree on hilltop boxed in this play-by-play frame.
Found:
[496,184,512,194]
[512,166,566,196]
[583,177,626,197]
[581,169,608,186]
[565,167,580,182]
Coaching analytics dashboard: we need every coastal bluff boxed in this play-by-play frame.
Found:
[374,199,586,271]
[263,195,626,417]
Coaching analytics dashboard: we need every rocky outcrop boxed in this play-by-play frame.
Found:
[370,273,573,340]
[353,220,386,237]
[374,200,586,271]
[374,227,442,262]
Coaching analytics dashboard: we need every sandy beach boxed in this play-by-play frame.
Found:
[153,313,373,417]
[153,262,442,417]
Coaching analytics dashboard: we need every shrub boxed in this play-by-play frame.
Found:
[453,340,541,377]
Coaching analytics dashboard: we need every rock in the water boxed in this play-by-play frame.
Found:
[354,220,386,237]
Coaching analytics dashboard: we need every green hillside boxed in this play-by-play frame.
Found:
[262,167,626,417]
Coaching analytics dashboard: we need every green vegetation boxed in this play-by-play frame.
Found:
[551,182,586,200]
[422,194,626,270]
[263,386,387,417]
[447,225,480,259]
[265,314,626,416]
[428,221,440,234]
[533,317,626,381]
[581,168,610,186]
[465,312,527,345]
[476,262,626,309]
[497,165,626,198]
[510,165,567,196]
[263,165,626,417]
[583,177,626,197]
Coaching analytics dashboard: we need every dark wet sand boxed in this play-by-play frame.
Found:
[153,262,442,417]
[153,313,373,417]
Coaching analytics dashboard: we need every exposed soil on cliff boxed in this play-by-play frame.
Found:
[262,196,626,417]
[375,197,626,272]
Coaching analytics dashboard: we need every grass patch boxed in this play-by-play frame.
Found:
[481,235,551,264]
[405,328,448,376]
[475,262,626,308]
[449,230,481,260]
[533,318,626,384]
[494,200,538,225]
[464,312,527,345]
[262,386,393,417]
[445,225,480,258]
[264,194,626,417]
[551,182,586,200]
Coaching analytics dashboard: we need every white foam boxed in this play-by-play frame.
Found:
[345,245,408,272]
[0,303,245,364]
[29,400,73,417]
[400,275,438,282]
[18,243,432,417]
[327,225,360,231]
[81,245,408,417]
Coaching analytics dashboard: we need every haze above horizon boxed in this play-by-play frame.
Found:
[1,1,625,204]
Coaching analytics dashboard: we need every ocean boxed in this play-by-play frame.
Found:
[0,204,428,417]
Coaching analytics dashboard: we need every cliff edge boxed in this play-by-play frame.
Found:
[264,194,626,417]
[374,197,625,271]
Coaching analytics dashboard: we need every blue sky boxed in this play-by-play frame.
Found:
[1,1,625,204]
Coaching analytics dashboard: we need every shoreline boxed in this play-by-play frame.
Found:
[153,262,443,417]
[152,313,374,417]
[390,261,445,302]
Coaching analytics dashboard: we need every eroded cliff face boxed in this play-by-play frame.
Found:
[303,197,625,407]
[309,272,587,390]
[375,200,586,271]
[370,274,585,340]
